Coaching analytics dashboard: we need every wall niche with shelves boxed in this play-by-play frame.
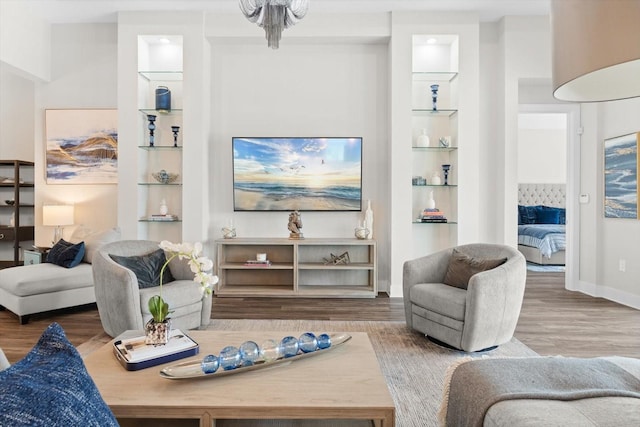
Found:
[411,35,459,255]
[137,36,184,242]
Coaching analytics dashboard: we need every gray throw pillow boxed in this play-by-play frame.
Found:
[109,249,175,289]
[443,249,507,290]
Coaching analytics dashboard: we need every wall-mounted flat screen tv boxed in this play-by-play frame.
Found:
[233,137,362,211]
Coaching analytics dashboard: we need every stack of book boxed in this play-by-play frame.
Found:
[421,208,448,223]
[147,214,179,222]
[244,259,272,267]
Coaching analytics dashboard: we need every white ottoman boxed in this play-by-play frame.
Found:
[0,263,95,324]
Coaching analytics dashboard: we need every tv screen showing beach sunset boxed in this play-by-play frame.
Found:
[233,137,362,211]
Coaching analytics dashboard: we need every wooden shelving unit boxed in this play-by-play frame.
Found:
[0,160,35,268]
[216,238,377,298]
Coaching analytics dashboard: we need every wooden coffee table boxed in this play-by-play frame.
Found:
[83,330,395,427]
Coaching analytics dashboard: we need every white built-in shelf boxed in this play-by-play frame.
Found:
[412,71,458,82]
[138,71,183,81]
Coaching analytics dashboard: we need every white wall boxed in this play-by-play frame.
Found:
[33,24,119,245]
[0,68,34,161]
[209,41,390,290]
[574,99,640,308]
[517,113,567,183]
[0,0,51,81]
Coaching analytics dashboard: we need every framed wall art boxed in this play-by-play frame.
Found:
[604,132,639,219]
[45,109,118,184]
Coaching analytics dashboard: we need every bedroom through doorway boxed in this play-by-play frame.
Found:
[517,112,568,275]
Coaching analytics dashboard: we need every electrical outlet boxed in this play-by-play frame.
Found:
[619,259,626,272]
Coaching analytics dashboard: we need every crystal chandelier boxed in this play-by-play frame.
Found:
[239,0,310,49]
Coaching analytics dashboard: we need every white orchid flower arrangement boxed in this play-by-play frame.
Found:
[148,241,219,323]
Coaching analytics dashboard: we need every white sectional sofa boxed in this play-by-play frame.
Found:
[0,227,120,324]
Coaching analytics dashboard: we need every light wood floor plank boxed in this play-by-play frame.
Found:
[1,272,638,363]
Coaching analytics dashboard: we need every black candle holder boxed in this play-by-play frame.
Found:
[147,114,157,147]
[442,164,451,185]
[171,126,180,147]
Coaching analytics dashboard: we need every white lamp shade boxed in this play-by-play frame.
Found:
[43,205,75,226]
[551,0,640,102]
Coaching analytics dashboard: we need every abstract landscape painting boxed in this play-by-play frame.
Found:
[233,137,362,211]
[604,132,638,219]
[45,109,118,184]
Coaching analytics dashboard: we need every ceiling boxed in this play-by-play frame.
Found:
[22,0,551,24]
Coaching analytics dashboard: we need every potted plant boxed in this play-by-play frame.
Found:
[146,240,218,345]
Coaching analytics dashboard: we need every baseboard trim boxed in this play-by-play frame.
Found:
[572,280,640,310]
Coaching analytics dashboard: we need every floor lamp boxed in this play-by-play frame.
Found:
[43,205,75,245]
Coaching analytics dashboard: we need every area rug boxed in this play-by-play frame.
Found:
[78,319,537,427]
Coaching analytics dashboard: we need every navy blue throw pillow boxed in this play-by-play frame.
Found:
[47,239,85,268]
[518,205,537,224]
[534,205,561,224]
[109,248,175,289]
[0,323,118,426]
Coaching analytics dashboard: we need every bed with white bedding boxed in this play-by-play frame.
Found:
[517,184,566,265]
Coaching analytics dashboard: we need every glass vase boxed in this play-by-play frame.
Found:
[144,318,171,345]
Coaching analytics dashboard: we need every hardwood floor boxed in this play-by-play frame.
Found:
[1,272,638,363]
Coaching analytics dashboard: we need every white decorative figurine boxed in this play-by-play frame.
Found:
[364,200,374,240]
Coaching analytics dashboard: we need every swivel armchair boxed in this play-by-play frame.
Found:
[92,240,212,337]
[403,243,526,352]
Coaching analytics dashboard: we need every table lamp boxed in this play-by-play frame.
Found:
[43,205,74,244]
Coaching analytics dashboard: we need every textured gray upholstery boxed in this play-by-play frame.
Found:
[92,240,212,337]
[403,243,527,352]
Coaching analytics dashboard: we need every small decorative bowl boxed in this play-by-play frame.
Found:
[152,170,179,184]
[4,199,15,206]
[354,227,369,240]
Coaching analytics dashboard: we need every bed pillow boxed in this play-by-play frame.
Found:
[518,205,537,225]
[0,323,118,426]
[443,249,508,290]
[109,248,175,289]
[534,205,563,224]
[47,239,86,268]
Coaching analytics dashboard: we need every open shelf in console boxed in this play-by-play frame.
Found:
[215,238,377,298]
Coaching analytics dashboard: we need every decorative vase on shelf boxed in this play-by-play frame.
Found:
[159,199,168,216]
[147,114,157,147]
[430,84,439,111]
[427,191,436,210]
[431,172,442,186]
[442,164,451,185]
[155,86,171,113]
[364,200,374,240]
[416,129,430,147]
[171,126,180,147]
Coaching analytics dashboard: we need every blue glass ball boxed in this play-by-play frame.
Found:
[317,333,332,349]
[280,336,299,358]
[239,341,260,366]
[298,332,318,353]
[201,354,219,374]
[219,345,241,370]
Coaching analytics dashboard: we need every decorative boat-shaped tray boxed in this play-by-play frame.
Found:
[159,333,352,380]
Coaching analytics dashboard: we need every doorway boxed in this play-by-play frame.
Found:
[518,104,581,288]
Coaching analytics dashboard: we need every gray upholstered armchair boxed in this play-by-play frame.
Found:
[92,240,212,337]
[403,243,526,352]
